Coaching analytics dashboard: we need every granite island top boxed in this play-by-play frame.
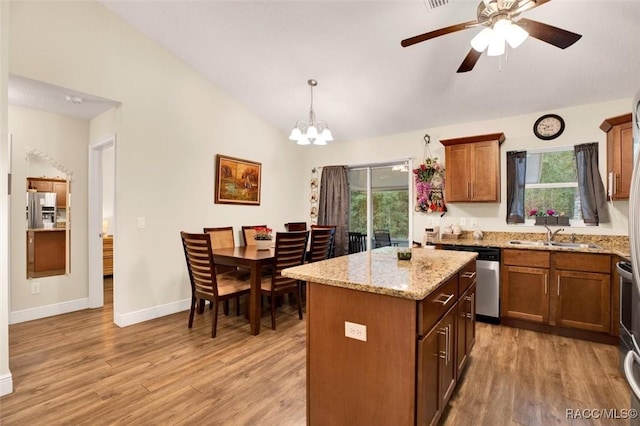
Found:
[282,246,477,301]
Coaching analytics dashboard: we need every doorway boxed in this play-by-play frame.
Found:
[88,136,116,314]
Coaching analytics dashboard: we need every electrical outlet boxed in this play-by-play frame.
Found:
[470,217,478,227]
[30,281,40,294]
[137,217,146,229]
[459,217,467,226]
[345,321,367,342]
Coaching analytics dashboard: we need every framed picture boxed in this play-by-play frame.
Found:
[215,154,262,205]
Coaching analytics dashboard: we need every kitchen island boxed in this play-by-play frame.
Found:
[27,228,66,278]
[282,247,477,426]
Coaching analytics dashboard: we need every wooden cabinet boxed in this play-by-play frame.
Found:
[28,177,67,208]
[417,307,456,426]
[52,181,67,209]
[457,282,476,379]
[553,252,611,333]
[501,249,611,335]
[601,113,633,200]
[103,236,114,276]
[440,132,505,202]
[27,230,66,278]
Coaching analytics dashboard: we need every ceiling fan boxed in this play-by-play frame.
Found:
[401,0,582,73]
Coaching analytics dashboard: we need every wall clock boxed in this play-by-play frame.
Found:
[533,114,565,140]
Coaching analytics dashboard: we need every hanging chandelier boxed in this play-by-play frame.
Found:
[289,79,333,145]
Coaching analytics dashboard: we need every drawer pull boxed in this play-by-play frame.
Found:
[434,293,455,305]
[461,271,476,279]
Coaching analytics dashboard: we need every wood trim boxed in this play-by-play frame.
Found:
[439,132,505,147]
[501,317,618,345]
[599,113,632,132]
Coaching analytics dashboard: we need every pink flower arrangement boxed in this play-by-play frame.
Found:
[254,226,273,240]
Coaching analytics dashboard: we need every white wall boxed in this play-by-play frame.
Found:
[8,1,307,326]
[304,99,632,242]
[9,105,89,317]
[0,0,12,398]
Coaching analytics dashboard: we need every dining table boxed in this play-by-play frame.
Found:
[212,245,274,335]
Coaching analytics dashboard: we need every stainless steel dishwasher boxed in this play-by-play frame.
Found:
[441,245,501,323]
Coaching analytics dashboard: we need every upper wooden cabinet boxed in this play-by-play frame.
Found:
[440,133,505,202]
[600,113,632,200]
[28,177,67,209]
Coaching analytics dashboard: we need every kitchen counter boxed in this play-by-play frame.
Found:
[431,231,630,258]
[282,246,477,300]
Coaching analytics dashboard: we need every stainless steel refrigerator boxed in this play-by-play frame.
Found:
[26,191,57,229]
[623,89,640,424]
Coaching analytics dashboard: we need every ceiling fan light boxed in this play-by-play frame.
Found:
[487,37,505,57]
[470,27,493,52]
[505,23,529,49]
[289,127,302,141]
[321,128,333,141]
[493,18,510,38]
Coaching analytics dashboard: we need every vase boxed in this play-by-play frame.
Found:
[535,216,546,226]
[255,239,272,250]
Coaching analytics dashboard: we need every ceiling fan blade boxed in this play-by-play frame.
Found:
[401,20,479,48]
[457,49,483,73]
[517,18,582,49]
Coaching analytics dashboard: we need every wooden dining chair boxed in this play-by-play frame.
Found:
[260,230,309,330]
[311,225,337,258]
[348,232,367,254]
[204,226,247,315]
[309,227,336,262]
[181,232,251,338]
[241,225,267,247]
[285,222,307,231]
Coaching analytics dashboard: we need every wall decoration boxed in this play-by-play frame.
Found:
[414,134,447,214]
[310,168,319,224]
[215,154,261,205]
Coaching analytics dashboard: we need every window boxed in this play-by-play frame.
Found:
[348,162,411,247]
[524,147,582,221]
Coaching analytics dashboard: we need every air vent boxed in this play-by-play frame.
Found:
[426,0,450,10]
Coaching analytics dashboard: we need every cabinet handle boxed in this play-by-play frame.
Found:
[461,271,476,279]
[615,173,619,195]
[471,293,475,320]
[467,181,471,198]
[438,328,447,361]
[444,325,451,365]
[471,181,474,198]
[435,293,455,306]
[557,276,561,297]
[544,274,548,295]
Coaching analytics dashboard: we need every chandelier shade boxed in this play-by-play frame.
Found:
[289,79,333,146]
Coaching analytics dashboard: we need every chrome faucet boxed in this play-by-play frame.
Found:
[544,225,564,242]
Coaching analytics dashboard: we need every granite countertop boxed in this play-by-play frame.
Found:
[282,246,477,301]
[433,231,630,259]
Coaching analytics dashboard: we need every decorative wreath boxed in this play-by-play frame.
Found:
[414,135,447,214]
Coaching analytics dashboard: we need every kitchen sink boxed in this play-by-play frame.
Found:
[507,240,549,246]
[547,241,603,249]
[507,240,602,249]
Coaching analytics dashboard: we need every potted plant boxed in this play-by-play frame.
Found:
[254,226,273,250]
[529,209,547,225]
[545,209,558,225]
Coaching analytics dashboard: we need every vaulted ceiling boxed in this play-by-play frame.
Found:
[13,1,640,142]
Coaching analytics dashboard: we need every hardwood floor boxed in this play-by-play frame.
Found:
[1,286,631,425]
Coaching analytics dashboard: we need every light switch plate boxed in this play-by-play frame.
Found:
[137,217,146,229]
[470,217,478,227]
[459,217,467,226]
[31,281,40,294]
[345,321,367,342]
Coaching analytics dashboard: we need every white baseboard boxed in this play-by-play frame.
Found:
[114,298,190,327]
[0,372,14,396]
[9,298,89,324]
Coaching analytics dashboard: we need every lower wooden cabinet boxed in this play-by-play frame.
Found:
[457,282,476,378]
[501,249,612,336]
[417,306,456,426]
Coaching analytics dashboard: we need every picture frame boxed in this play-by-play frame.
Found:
[215,154,262,205]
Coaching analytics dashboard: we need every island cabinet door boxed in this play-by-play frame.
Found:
[417,306,457,426]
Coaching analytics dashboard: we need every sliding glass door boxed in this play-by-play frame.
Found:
[348,161,412,248]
